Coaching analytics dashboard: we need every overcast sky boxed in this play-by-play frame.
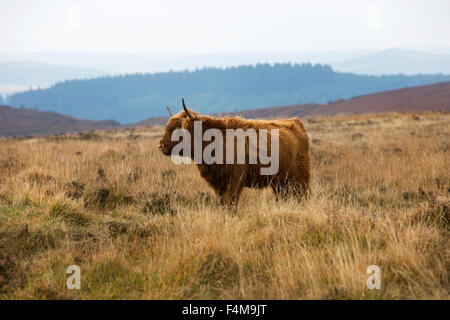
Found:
[1,0,449,55]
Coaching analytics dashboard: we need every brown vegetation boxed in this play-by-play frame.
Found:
[0,111,448,299]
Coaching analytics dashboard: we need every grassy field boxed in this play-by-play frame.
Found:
[0,111,448,299]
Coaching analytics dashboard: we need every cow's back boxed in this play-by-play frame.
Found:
[241,117,309,186]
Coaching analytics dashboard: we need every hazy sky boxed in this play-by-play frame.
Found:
[1,0,449,55]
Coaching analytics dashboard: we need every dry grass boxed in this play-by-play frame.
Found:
[0,111,449,299]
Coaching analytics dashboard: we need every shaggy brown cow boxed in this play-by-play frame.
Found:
[159,99,310,207]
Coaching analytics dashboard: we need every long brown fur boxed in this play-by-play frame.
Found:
[159,104,310,207]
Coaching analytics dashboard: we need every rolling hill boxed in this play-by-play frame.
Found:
[0,50,369,74]
[0,105,120,137]
[0,61,106,87]
[334,49,450,75]
[135,82,450,126]
[2,81,449,137]
[7,63,450,124]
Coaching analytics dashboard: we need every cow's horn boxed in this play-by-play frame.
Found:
[182,98,195,120]
[166,105,174,116]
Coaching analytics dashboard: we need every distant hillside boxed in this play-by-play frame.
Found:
[3,82,449,136]
[0,50,370,74]
[8,63,450,124]
[0,105,120,137]
[334,49,450,75]
[305,81,450,116]
[0,61,106,87]
[135,82,450,126]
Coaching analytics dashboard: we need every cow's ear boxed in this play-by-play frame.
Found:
[166,106,174,117]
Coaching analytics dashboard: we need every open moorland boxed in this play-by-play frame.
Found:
[0,111,448,299]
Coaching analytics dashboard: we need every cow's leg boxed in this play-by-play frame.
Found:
[289,175,310,201]
[220,174,245,208]
[229,181,245,206]
[271,181,289,201]
[216,186,228,206]
[213,176,232,206]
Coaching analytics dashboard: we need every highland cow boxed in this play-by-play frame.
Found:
[159,99,310,207]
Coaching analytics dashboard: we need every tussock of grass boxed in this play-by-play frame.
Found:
[0,111,448,299]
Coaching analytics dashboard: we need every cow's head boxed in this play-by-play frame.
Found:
[158,99,199,155]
